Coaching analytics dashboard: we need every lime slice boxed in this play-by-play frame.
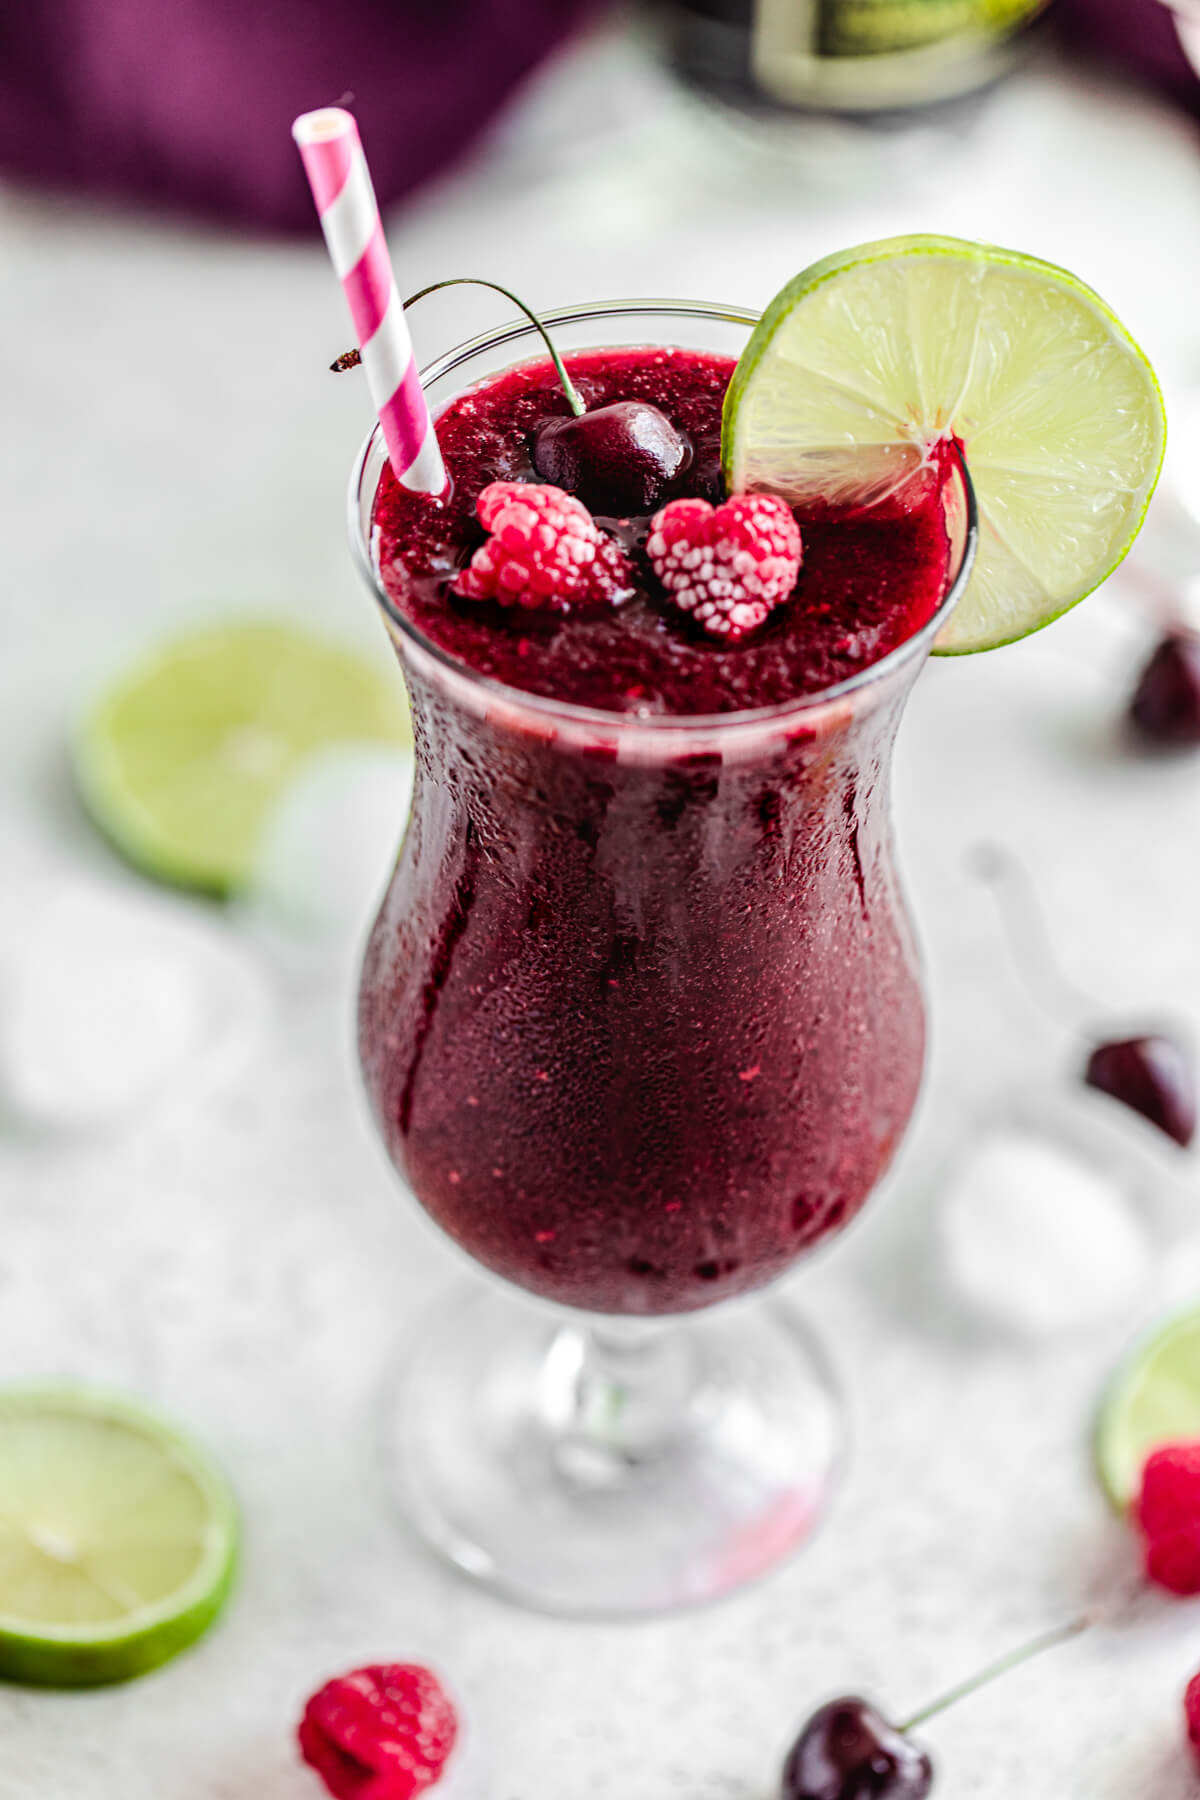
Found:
[723,234,1166,653]
[1095,1309,1200,1512]
[0,1384,238,1686]
[75,620,411,895]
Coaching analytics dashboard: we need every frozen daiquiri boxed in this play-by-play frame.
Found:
[297,108,1164,1615]
[357,244,1164,1321]
[360,339,958,1315]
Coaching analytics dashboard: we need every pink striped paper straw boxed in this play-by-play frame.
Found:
[292,107,446,496]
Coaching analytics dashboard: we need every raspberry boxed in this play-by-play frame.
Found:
[453,480,634,613]
[1185,1670,1200,1765]
[645,493,802,641]
[1135,1443,1200,1594]
[298,1663,457,1800]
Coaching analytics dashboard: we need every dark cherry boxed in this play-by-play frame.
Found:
[532,400,689,517]
[782,1698,933,1800]
[1129,632,1200,747]
[1084,1034,1197,1147]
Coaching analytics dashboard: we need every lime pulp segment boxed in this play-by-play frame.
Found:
[74,619,412,896]
[722,235,1166,654]
[0,1384,238,1686]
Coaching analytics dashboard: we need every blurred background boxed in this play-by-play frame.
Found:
[7,4,1200,1797]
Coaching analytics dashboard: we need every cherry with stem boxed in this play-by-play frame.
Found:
[782,1615,1089,1800]
[331,280,691,517]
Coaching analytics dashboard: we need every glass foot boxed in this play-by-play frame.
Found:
[382,1282,844,1617]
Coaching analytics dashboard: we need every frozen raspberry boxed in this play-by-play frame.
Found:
[298,1663,457,1800]
[1185,1670,1200,1765]
[453,479,635,613]
[646,493,802,641]
[1135,1443,1200,1594]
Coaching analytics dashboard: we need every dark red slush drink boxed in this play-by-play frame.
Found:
[358,338,959,1315]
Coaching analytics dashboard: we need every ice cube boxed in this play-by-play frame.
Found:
[940,1125,1152,1335]
[0,877,267,1134]
[244,745,413,950]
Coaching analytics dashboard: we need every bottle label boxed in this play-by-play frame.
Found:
[752,0,1047,104]
[814,0,1039,56]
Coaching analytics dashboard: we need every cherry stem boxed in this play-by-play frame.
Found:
[330,280,587,418]
[899,1614,1089,1735]
[967,841,1100,1027]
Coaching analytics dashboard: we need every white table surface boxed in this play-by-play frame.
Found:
[5,19,1200,1799]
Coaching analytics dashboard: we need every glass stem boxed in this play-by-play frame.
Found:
[967,841,1100,1027]
[540,1319,694,1486]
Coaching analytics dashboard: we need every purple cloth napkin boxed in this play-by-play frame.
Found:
[1055,0,1200,109]
[0,0,602,230]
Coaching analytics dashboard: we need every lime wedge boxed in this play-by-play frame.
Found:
[75,620,411,896]
[723,234,1166,653]
[1095,1309,1200,1511]
[0,1384,238,1686]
